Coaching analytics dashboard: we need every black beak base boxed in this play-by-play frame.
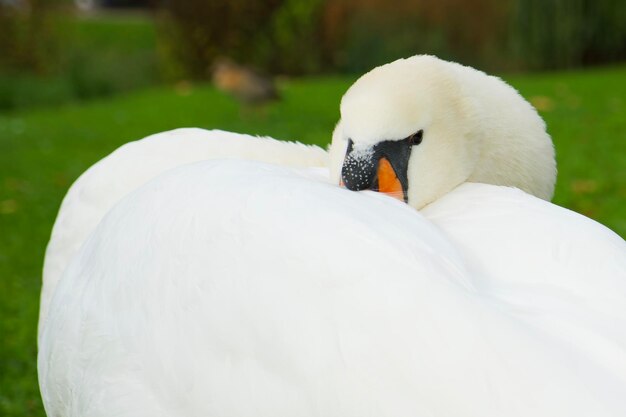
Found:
[341,138,412,202]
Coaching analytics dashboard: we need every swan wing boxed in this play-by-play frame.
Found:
[39,162,626,417]
[423,183,626,391]
[40,129,327,333]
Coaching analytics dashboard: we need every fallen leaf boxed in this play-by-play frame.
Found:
[530,96,555,112]
[570,179,598,194]
[0,199,18,214]
[175,80,193,96]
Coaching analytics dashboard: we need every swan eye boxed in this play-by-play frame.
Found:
[408,130,423,146]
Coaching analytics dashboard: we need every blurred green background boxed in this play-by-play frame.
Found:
[1,0,625,416]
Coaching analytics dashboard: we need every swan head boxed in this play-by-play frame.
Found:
[329,55,556,209]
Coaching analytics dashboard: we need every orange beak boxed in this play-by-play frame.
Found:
[376,157,404,201]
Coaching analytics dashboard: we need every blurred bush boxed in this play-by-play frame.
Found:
[1,0,624,112]
[331,0,511,72]
[157,0,326,79]
[323,0,625,72]
[0,1,160,111]
[0,0,60,74]
[57,15,160,99]
[510,0,626,70]
[158,0,626,78]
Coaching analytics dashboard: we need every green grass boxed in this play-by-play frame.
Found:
[1,66,625,416]
[508,67,626,229]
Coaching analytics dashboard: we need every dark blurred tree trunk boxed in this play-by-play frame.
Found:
[0,0,60,74]
[510,0,626,69]
[580,0,626,65]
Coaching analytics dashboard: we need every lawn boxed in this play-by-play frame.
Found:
[1,65,625,416]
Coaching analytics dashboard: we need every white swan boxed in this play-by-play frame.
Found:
[38,55,626,417]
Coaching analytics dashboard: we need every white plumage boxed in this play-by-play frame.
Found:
[39,128,327,331]
[39,56,626,417]
[330,55,556,207]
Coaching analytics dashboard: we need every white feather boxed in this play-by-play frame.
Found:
[39,160,626,417]
[39,128,327,334]
[330,55,556,207]
[39,56,626,417]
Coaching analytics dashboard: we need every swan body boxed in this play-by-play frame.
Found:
[39,128,327,333]
[39,159,626,417]
[39,55,626,417]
